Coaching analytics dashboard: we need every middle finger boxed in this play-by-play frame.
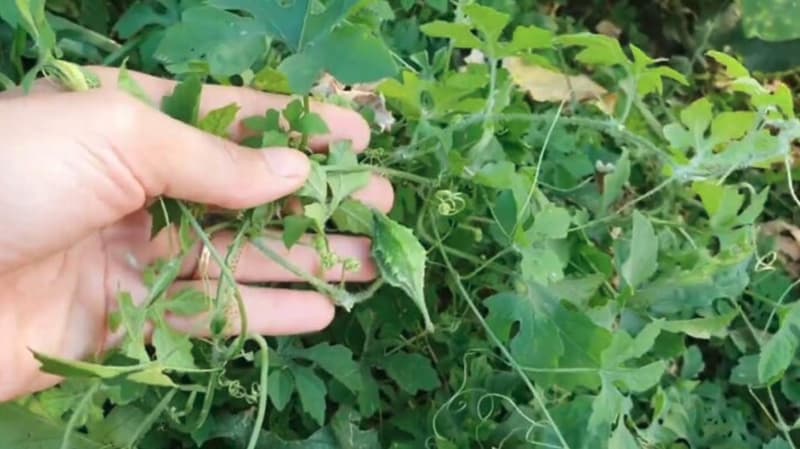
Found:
[145,229,378,283]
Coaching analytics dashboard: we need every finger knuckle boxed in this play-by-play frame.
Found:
[104,91,146,138]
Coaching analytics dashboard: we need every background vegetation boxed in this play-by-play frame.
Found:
[3,0,800,448]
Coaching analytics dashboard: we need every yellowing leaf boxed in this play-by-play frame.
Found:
[503,57,608,104]
[595,20,622,38]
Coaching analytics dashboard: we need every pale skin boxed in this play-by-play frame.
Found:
[0,67,395,401]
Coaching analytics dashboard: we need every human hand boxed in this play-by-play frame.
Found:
[0,66,394,401]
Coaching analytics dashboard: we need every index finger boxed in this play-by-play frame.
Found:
[4,66,372,153]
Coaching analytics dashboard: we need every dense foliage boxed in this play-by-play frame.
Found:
[3,1,800,448]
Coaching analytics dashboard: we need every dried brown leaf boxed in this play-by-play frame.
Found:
[596,20,622,38]
[311,73,396,132]
[503,57,608,104]
[761,220,800,277]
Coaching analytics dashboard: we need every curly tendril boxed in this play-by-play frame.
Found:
[434,190,466,216]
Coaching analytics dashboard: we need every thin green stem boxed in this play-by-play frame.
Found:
[512,100,566,239]
[749,387,780,429]
[462,247,515,280]
[177,203,249,357]
[300,95,312,151]
[127,388,178,448]
[431,212,570,449]
[767,386,798,449]
[619,77,638,124]
[246,335,270,449]
[177,202,251,432]
[46,13,121,53]
[250,237,341,298]
[250,235,382,310]
[102,34,144,66]
[324,164,435,185]
[59,380,101,449]
[763,277,800,334]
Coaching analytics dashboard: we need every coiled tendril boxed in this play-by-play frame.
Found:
[435,190,466,216]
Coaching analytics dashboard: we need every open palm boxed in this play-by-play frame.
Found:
[0,67,394,401]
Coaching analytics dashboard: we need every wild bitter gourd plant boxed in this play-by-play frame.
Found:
[3,1,800,448]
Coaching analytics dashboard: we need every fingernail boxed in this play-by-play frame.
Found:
[264,148,310,179]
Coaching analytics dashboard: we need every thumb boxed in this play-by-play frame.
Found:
[107,90,311,209]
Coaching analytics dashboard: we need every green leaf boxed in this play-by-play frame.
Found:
[162,288,211,317]
[0,0,56,57]
[680,346,705,379]
[606,361,666,393]
[371,212,434,331]
[0,403,103,449]
[155,6,265,77]
[304,203,328,230]
[210,0,359,52]
[731,354,762,386]
[283,99,304,127]
[420,21,482,49]
[530,206,571,241]
[331,200,373,235]
[88,405,147,448]
[279,24,397,94]
[114,291,149,363]
[282,215,313,249]
[161,74,202,125]
[125,366,177,387]
[660,311,737,339]
[541,291,614,390]
[297,112,330,136]
[114,2,170,39]
[710,111,759,144]
[681,98,713,146]
[277,52,323,96]
[463,3,509,44]
[758,304,800,383]
[707,50,750,78]
[520,245,565,285]
[588,376,629,436]
[485,292,564,385]
[152,319,196,370]
[327,142,371,211]
[298,160,328,203]
[601,321,662,367]
[32,351,135,380]
[487,286,615,390]
[149,197,182,238]
[692,181,743,226]
[261,131,291,148]
[621,211,658,289]
[546,274,605,308]
[291,364,327,426]
[198,103,240,137]
[764,437,793,449]
[504,25,554,54]
[474,161,516,189]
[245,109,282,134]
[117,65,153,105]
[556,33,630,67]
[357,365,381,418]
[601,150,630,212]
[380,352,440,394]
[292,343,362,392]
[251,66,292,94]
[329,407,380,448]
[608,421,640,449]
[740,0,800,42]
[268,368,294,411]
[632,251,751,315]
